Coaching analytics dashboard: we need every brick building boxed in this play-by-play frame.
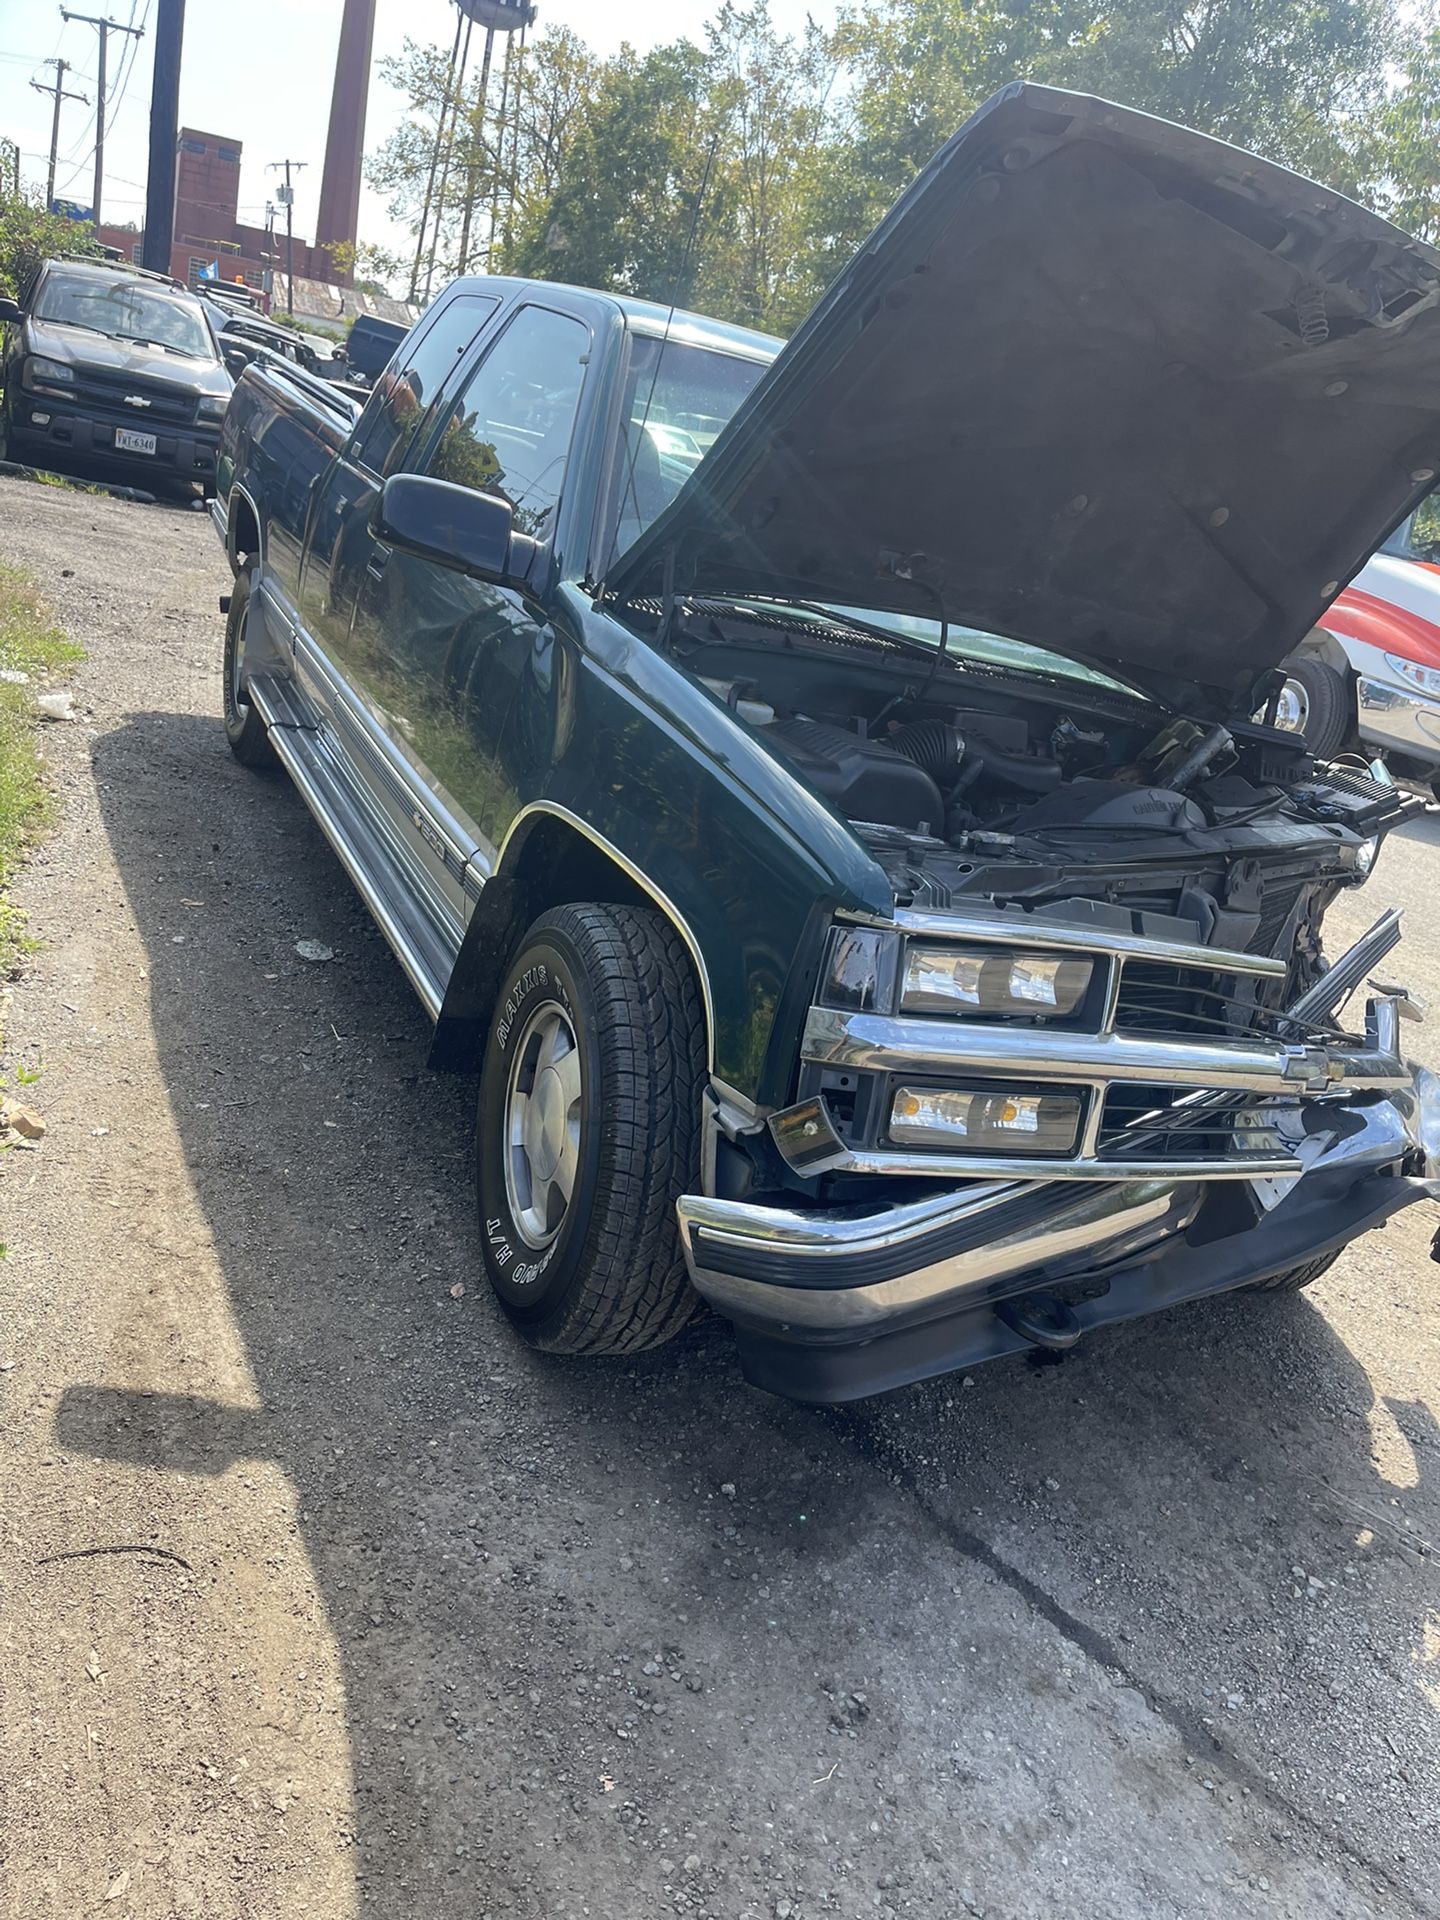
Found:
[97,126,328,306]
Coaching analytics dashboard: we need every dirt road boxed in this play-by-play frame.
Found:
[1,475,1436,1920]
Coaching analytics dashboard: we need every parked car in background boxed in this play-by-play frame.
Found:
[1275,500,1440,789]
[198,287,323,381]
[342,313,410,387]
[0,255,231,495]
[212,85,1440,1403]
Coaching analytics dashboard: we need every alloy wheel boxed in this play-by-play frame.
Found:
[503,999,584,1249]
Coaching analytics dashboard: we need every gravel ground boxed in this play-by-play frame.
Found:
[0,474,1436,1920]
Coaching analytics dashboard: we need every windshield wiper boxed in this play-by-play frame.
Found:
[37,316,107,336]
[747,596,1159,705]
[115,335,202,357]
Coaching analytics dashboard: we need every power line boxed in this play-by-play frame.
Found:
[103,0,151,153]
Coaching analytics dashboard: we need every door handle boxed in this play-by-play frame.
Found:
[366,545,391,582]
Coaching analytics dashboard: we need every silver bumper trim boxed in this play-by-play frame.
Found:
[679,1180,1194,1331]
[801,1000,1410,1097]
[679,1079,1440,1334]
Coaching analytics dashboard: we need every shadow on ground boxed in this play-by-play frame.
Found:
[57,709,1438,1915]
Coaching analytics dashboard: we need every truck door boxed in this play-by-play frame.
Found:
[345,303,592,897]
[296,294,500,714]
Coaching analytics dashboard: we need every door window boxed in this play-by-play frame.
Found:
[425,306,589,542]
[351,293,499,477]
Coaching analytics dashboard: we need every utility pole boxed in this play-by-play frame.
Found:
[30,61,89,210]
[61,10,146,227]
[141,0,183,274]
[268,159,307,317]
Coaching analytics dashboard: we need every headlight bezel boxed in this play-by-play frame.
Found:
[196,392,229,422]
[818,923,1099,1024]
[901,942,1095,1019]
[889,1082,1086,1155]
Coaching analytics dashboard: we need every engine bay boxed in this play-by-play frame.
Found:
[653,599,1411,976]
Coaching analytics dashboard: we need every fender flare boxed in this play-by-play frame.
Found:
[428,803,718,1077]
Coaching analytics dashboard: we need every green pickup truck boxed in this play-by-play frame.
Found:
[212,83,1440,1401]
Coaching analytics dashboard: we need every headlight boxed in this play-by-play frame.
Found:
[902,944,1093,1017]
[890,1085,1083,1153]
[196,394,228,421]
[23,355,74,392]
[1384,652,1440,698]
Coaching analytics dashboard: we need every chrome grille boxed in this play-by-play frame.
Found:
[1096,1085,1279,1163]
[1114,959,1281,1041]
[787,906,1407,1184]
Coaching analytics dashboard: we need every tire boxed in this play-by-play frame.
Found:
[1274,656,1352,759]
[1247,1252,1340,1294]
[475,902,706,1356]
[222,566,276,769]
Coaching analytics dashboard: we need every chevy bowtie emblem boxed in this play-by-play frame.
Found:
[123,394,151,408]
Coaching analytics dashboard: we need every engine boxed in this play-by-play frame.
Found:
[696,661,1405,973]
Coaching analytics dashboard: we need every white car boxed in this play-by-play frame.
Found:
[1280,511,1440,790]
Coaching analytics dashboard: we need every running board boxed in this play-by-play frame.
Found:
[248,675,459,1019]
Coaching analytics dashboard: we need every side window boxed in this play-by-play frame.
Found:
[351,294,499,477]
[425,305,589,541]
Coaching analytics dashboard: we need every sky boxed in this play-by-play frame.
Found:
[0,0,841,275]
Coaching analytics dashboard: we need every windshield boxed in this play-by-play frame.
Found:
[609,333,772,555]
[817,605,1144,697]
[35,273,214,358]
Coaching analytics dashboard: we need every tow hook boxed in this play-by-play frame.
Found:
[995,1291,1082,1351]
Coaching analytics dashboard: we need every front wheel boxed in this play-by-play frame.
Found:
[475,902,706,1355]
[1274,656,1352,760]
[222,566,276,769]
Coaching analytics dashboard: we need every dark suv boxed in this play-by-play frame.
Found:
[0,255,232,494]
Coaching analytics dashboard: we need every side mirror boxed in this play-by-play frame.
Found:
[375,472,538,587]
[0,295,23,325]
[222,345,250,377]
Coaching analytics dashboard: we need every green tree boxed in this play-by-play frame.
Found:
[798,0,1414,291]
[696,3,835,329]
[486,26,600,269]
[505,41,718,300]
[0,185,98,299]
[1373,25,1440,240]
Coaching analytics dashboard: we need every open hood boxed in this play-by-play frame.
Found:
[608,84,1440,707]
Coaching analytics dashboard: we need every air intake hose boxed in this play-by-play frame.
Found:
[887,720,965,784]
[963,740,1063,794]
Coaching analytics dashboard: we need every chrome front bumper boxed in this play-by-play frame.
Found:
[677,1073,1440,1400]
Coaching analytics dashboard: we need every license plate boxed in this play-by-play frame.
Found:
[115,428,157,455]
